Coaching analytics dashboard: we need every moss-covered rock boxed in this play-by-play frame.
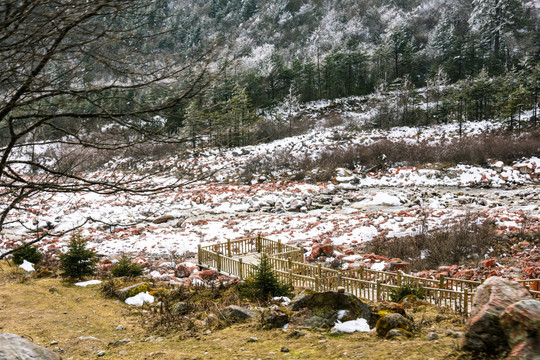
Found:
[386,328,413,340]
[113,282,148,300]
[287,290,371,329]
[376,313,413,337]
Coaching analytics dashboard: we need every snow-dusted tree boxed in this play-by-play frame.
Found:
[282,85,300,135]
[395,75,419,125]
[426,68,450,123]
[214,85,260,147]
[469,0,525,70]
[0,0,226,256]
[379,24,417,81]
[427,12,456,63]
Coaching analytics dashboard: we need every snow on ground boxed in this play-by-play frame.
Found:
[125,292,154,306]
[0,119,539,258]
[75,280,102,287]
[1,178,538,258]
[333,318,371,333]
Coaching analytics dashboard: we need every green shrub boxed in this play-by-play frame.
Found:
[110,254,143,277]
[59,233,98,281]
[11,244,42,266]
[239,253,292,301]
[389,282,425,303]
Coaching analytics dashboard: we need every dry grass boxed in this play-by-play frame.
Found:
[0,262,470,359]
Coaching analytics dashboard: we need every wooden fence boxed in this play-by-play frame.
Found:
[198,236,540,315]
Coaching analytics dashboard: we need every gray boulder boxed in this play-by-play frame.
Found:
[463,277,532,355]
[500,299,540,359]
[288,290,371,329]
[261,309,289,329]
[221,305,259,323]
[0,333,60,360]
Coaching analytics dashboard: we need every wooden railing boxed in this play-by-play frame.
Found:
[517,279,540,299]
[198,236,540,314]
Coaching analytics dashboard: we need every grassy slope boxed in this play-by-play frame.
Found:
[0,263,469,360]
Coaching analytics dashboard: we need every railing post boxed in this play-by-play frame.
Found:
[257,234,261,253]
[278,239,282,253]
[287,257,292,271]
[315,276,320,292]
[227,239,232,257]
[238,258,243,280]
[359,266,364,280]
[216,251,221,273]
[397,271,402,287]
[376,280,381,301]
[197,244,202,265]
[289,269,293,286]
[464,289,469,315]
[338,270,343,287]
[439,274,445,289]
[317,264,322,279]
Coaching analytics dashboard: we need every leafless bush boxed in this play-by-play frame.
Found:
[323,112,345,128]
[143,284,243,335]
[241,129,540,182]
[365,212,502,270]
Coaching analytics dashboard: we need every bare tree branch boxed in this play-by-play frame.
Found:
[0,0,230,239]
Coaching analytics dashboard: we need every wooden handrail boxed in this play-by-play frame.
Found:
[196,237,540,314]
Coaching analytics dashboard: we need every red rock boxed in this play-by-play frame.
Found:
[486,270,502,278]
[455,269,475,280]
[174,264,192,278]
[344,249,355,256]
[311,244,323,258]
[200,269,219,281]
[448,265,459,276]
[481,258,497,269]
[322,244,334,257]
[506,339,540,360]
[388,261,411,273]
[500,299,540,348]
[435,272,449,279]
[464,277,533,355]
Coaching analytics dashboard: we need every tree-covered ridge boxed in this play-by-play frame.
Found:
[163,0,538,130]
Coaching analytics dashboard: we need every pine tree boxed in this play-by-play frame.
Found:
[469,0,524,72]
[239,253,292,301]
[59,233,98,281]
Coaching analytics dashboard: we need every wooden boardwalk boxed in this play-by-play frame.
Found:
[198,236,540,315]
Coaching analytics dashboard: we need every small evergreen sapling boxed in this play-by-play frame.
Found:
[11,244,42,266]
[110,254,143,277]
[389,281,426,303]
[59,233,98,281]
[239,253,292,301]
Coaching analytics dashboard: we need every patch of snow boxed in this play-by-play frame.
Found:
[371,262,386,271]
[272,296,291,306]
[337,310,349,320]
[333,318,371,333]
[75,279,102,287]
[125,291,154,306]
[370,193,402,206]
[19,260,34,272]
